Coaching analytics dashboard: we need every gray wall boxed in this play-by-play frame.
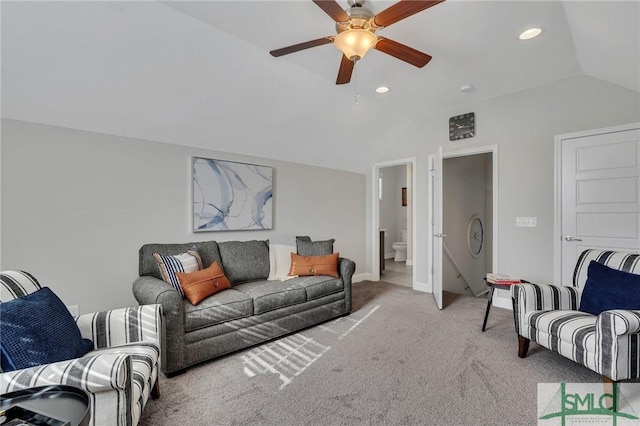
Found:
[1,119,366,313]
[367,75,640,296]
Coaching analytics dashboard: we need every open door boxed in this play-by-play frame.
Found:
[429,147,444,309]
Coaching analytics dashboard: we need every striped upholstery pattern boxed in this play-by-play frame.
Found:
[0,270,41,301]
[511,250,640,381]
[76,305,163,350]
[152,250,202,297]
[0,270,162,426]
[573,249,640,289]
[0,353,133,425]
[511,282,581,336]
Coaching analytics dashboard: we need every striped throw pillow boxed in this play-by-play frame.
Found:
[153,250,203,297]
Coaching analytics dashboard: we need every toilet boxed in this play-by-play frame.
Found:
[392,230,407,262]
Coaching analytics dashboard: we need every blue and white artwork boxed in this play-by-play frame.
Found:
[193,158,273,232]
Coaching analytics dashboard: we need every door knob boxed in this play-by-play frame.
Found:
[565,235,583,241]
[434,233,447,238]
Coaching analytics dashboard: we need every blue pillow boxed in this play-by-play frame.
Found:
[579,260,640,315]
[0,287,93,371]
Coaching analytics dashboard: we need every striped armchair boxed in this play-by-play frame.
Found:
[511,250,640,383]
[0,271,162,426]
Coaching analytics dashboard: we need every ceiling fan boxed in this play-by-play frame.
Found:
[270,0,445,85]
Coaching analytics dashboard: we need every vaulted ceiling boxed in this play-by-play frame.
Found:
[2,1,639,173]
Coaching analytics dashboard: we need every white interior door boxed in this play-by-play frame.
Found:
[430,147,444,309]
[560,126,640,285]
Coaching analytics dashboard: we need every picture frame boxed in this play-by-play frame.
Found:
[402,187,407,206]
[192,157,273,232]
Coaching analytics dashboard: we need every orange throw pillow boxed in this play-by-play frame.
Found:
[176,261,231,305]
[289,252,339,278]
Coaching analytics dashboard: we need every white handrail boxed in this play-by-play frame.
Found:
[442,242,487,297]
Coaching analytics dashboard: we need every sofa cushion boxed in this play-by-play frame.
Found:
[579,260,640,315]
[296,237,335,256]
[526,310,597,358]
[0,287,94,371]
[176,261,231,305]
[184,288,254,332]
[233,280,307,315]
[218,240,270,284]
[139,241,222,279]
[289,253,340,278]
[290,275,344,300]
[153,250,203,297]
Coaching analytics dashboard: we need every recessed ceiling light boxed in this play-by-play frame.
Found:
[376,86,390,94]
[519,27,542,40]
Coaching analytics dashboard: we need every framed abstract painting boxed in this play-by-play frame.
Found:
[192,157,273,232]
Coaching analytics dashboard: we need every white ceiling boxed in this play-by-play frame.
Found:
[2,1,639,173]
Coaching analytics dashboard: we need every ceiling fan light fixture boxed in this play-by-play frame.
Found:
[333,29,378,61]
[519,27,542,40]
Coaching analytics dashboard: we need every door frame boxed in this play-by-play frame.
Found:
[553,122,640,285]
[427,145,500,304]
[372,158,417,287]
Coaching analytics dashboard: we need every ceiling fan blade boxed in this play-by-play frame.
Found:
[312,0,350,23]
[375,38,432,68]
[336,55,355,85]
[373,0,445,28]
[270,37,333,57]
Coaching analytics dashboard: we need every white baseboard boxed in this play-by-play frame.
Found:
[352,272,374,282]
[406,259,413,266]
[491,288,513,310]
[414,281,429,293]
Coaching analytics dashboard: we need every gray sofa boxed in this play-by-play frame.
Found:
[133,239,355,375]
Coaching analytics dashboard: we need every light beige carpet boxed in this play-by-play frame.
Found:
[139,280,601,425]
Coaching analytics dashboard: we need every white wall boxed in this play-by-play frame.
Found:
[367,75,640,297]
[1,119,366,313]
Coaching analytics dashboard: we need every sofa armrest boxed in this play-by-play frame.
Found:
[132,276,185,374]
[511,282,581,335]
[0,352,130,394]
[511,282,581,311]
[76,304,162,349]
[338,257,356,279]
[596,310,640,380]
[597,310,640,336]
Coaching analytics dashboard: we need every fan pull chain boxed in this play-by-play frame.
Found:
[353,62,359,106]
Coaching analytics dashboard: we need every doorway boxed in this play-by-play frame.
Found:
[428,146,498,309]
[442,153,493,299]
[373,158,416,289]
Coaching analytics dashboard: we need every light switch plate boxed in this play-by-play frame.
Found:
[516,217,537,227]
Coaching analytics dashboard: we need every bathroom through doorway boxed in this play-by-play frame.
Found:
[375,159,415,289]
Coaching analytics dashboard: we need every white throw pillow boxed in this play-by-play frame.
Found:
[268,244,297,281]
